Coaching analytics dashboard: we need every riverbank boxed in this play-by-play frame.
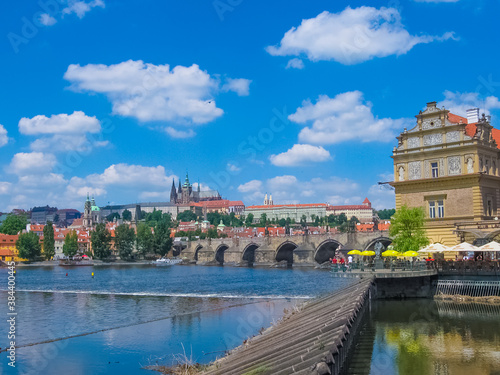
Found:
[13,259,154,267]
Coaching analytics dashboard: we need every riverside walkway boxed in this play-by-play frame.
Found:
[202,278,374,375]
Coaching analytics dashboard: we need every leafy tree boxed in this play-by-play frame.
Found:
[106,212,120,222]
[136,222,154,257]
[338,213,347,225]
[1,214,27,235]
[300,214,307,227]
[259,213,267,226]
[177,210,197,222]
[311,214,316,222]
[286,217,292,226]
[278,218,286,227]
[314,216,320,226]
[115,224,136,260]
[43,222,55,260]
[16,232,41,261]
[207,212,221,226]
[245,213,254,226]
[91,223,112,260]
[122,209,132,221]
[377,208,396,220]
[63,231,78,259]
[389,205,429,252]
[154,221,172,256]
[207,228,219,239]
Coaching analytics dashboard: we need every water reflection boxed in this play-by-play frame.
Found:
[345,299,500,375]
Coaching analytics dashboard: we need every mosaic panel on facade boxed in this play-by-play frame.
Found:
[446,131,460,143]
[423,133,443,146]
[409,161,422,180]
[448,156,461,175]
[407,137,420,149]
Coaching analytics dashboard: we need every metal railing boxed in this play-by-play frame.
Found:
[435,280,500,297]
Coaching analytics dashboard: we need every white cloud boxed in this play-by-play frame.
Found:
[39,13,57,26]
[221,78,251,96]
[270,144,331,166]
[285,58,305,69]
[0,125,8,147]
[237,180,262,193]
[9,153,57,175]
[0,182,11,195]
[19,111,104,153]
[227,163,241,172]
[86,164,175,188]
[19,111,100,135]
[64,60,249,130]
[368,184,395,210]
[267,175,299,190]
[62,0,105,19]
[437,91,500,118]
[165,127,196,139]
[290,91,409,144]
[266,6,455,65]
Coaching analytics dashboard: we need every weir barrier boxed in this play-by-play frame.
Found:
[202,278,375,375]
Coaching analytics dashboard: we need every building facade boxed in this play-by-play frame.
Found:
[30,206,58,224]
[245,203,328,223]
[170,173,221,205]
[326,198,375,223]
[390,102,500,246]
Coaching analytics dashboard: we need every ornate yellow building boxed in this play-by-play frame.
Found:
[390,102,500,246]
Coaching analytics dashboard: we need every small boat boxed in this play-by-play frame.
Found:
[153,258,182,266]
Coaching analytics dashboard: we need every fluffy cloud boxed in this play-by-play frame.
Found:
[237,180,262,193]
[267,6,455,65]
[270,144,331,166]
[285,58,305,69]
[0,125,8,147]
[227,163,241,172]
[0,182,11,195]
[165,127,196,139]
[64,60,250,129]
[39,13,57,26]
[437,91,500,118]
[290,91,409,144]
[62,0,105,19]
[85,164,175,188]
[9,152,57,175]
[221,78,251,96]
[239,175,361,205]
[19,111,106,152]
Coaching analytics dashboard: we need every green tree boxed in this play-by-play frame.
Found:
[63,231,78,259]
[207,212,221,226]
[177,210,197,222]
[278,218,286,227]
[154,221,172,256]
[314,216,320,226]
[377,208,396,220]
[91,223,112,260]
[1,214,27,235]
[389,205,429,252]
[106,212,120,222]
[338,213,347,225]
[245,213,254,226]
[122,209,132,221]
[43,222,55,260]
[300,214,307,227]
[16,232,41,261]
[136,222,154,257]
[115,224,136,260]
[207,228,219,239]
[259,213,267,226]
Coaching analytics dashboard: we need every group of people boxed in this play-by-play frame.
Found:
[330,255,353,265]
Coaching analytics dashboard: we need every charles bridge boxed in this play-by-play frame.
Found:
[178,231,392,267]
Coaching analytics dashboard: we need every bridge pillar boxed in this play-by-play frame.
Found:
[293,245,316,266]
[197,246,215,264]
[223,247,244,265]
[254,241,276,266]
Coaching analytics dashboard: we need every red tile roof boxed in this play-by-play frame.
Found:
[327,205,372,211]
[247,204,327,209]
[448,112,500,149]
[362,197,370,204]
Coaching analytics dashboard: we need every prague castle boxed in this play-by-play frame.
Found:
[390,101,500,246]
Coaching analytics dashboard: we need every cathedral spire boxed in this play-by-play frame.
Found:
[170,179,177,202]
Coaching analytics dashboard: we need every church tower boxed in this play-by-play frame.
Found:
[170,179,178,203]
[83,193,92,227]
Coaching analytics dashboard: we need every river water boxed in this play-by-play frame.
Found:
[0,265,351,375]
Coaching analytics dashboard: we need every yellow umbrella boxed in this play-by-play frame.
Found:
[402,251,419,257]
[382,250,400,257]
[348,250,362,255]
[361,250,376,256]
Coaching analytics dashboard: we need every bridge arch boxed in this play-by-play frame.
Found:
[215,244,230,265]
[314,239,342,264]
[363,237,392,251]
[242,243,259,266]
[275,241,298,266]
[194,244,203,261]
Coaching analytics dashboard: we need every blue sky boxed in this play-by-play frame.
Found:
[1,0,499,212]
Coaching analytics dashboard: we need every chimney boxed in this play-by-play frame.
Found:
[466,108,480,124]
[426,101,437,110]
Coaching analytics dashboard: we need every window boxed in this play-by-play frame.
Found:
[431,162,438,178]
[429,200,444,219]
[437,201,444,218]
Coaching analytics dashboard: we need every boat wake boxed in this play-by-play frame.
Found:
[2,289,313,300]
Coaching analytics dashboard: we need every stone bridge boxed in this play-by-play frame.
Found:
[180,231,392,267]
